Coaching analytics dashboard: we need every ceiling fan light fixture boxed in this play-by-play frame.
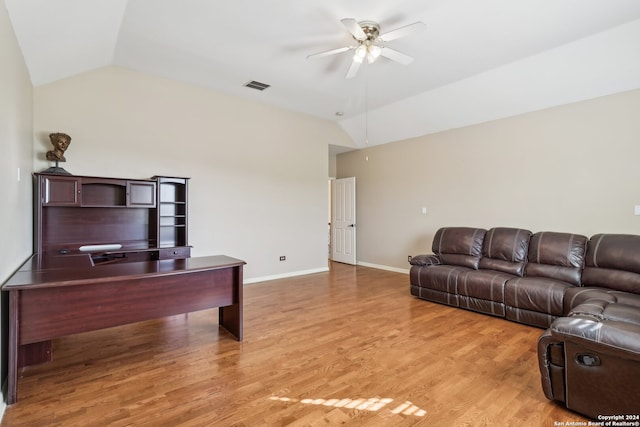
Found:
[353,45,367,63]
[367,45,382,63]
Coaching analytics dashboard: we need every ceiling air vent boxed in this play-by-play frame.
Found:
[244,80,270,91]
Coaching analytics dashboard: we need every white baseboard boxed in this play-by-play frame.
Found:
[244,262,409,285]
[356,261,410,275]
[244,266,330,284]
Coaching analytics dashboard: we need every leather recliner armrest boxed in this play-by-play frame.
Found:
[537,330,557,401]
[549,316,640,361]
[409,254,441,266]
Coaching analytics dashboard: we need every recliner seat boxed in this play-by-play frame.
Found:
[410,227,486,307]
[457,227,531,317]
[505,231,587,328]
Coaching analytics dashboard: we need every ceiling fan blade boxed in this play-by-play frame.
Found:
[307,46,353,60]
[379,21,426,42]
[345,58,362,79]
[380,47,414,65]
[341,18,366,40]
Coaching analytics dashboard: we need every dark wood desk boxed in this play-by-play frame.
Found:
[2,254,245,404]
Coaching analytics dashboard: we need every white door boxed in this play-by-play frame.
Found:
[331,177,356,264]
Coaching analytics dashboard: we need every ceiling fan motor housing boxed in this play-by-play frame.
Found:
[357,21,380,43]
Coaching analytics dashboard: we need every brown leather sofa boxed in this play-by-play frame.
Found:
[410,227,640,418]
[410,227,588,328]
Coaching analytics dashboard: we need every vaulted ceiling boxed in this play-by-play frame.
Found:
[6,0,640,148]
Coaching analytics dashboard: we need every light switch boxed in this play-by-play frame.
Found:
[635,205,640,216]
[422,207,427,214]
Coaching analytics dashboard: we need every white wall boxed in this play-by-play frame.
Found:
[337,89,640,271]
[33,66,353,280]
[0,0,34,412]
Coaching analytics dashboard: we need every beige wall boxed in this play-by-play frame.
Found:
[337,89,640,270]
[34,66,352,280]
[328,153,337,178]
[0,0,34,407]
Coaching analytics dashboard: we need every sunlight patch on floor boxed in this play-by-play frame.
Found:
[269,396,426,416]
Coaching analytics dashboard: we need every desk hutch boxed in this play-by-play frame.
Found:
[36,173,191,261]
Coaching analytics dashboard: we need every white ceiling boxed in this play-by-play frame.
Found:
[6,0,640,148]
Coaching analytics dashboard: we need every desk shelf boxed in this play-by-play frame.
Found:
[35,173,189,259]
[154,176,189,248]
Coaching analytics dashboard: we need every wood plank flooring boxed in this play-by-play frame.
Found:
[2,262,587,426]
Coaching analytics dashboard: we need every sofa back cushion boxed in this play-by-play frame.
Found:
[432,227,486,269]
[525,231,588,286]
[479,227,531,276]
[582,234,640,294]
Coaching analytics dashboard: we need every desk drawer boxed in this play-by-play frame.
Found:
[158,247,191,259]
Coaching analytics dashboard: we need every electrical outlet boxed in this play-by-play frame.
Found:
[279,256,286,261]
[408,255,412,263]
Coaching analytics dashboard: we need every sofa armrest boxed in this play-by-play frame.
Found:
[537,329,558,401]
[409,254,441,266]
[549,316,640,361]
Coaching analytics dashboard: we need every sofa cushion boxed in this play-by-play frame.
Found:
[478,227,531,276]
[432,227,486,269]
[457,269,515,302]
[525,231,587,285]
[505,277,571,317]
[411,264,472,295]
[564,287,640,313]
[569,301,640,326]
[582,234,640,294]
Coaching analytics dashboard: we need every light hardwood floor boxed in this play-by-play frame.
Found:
[2,262,587,426]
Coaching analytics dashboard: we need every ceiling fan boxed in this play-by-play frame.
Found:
[308,18,426,79]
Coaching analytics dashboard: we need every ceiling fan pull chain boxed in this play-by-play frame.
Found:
[365,63,369,147]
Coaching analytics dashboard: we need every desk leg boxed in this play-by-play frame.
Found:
[219,305,242,340]
[219,265,243,341]
[7,291,19,404]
